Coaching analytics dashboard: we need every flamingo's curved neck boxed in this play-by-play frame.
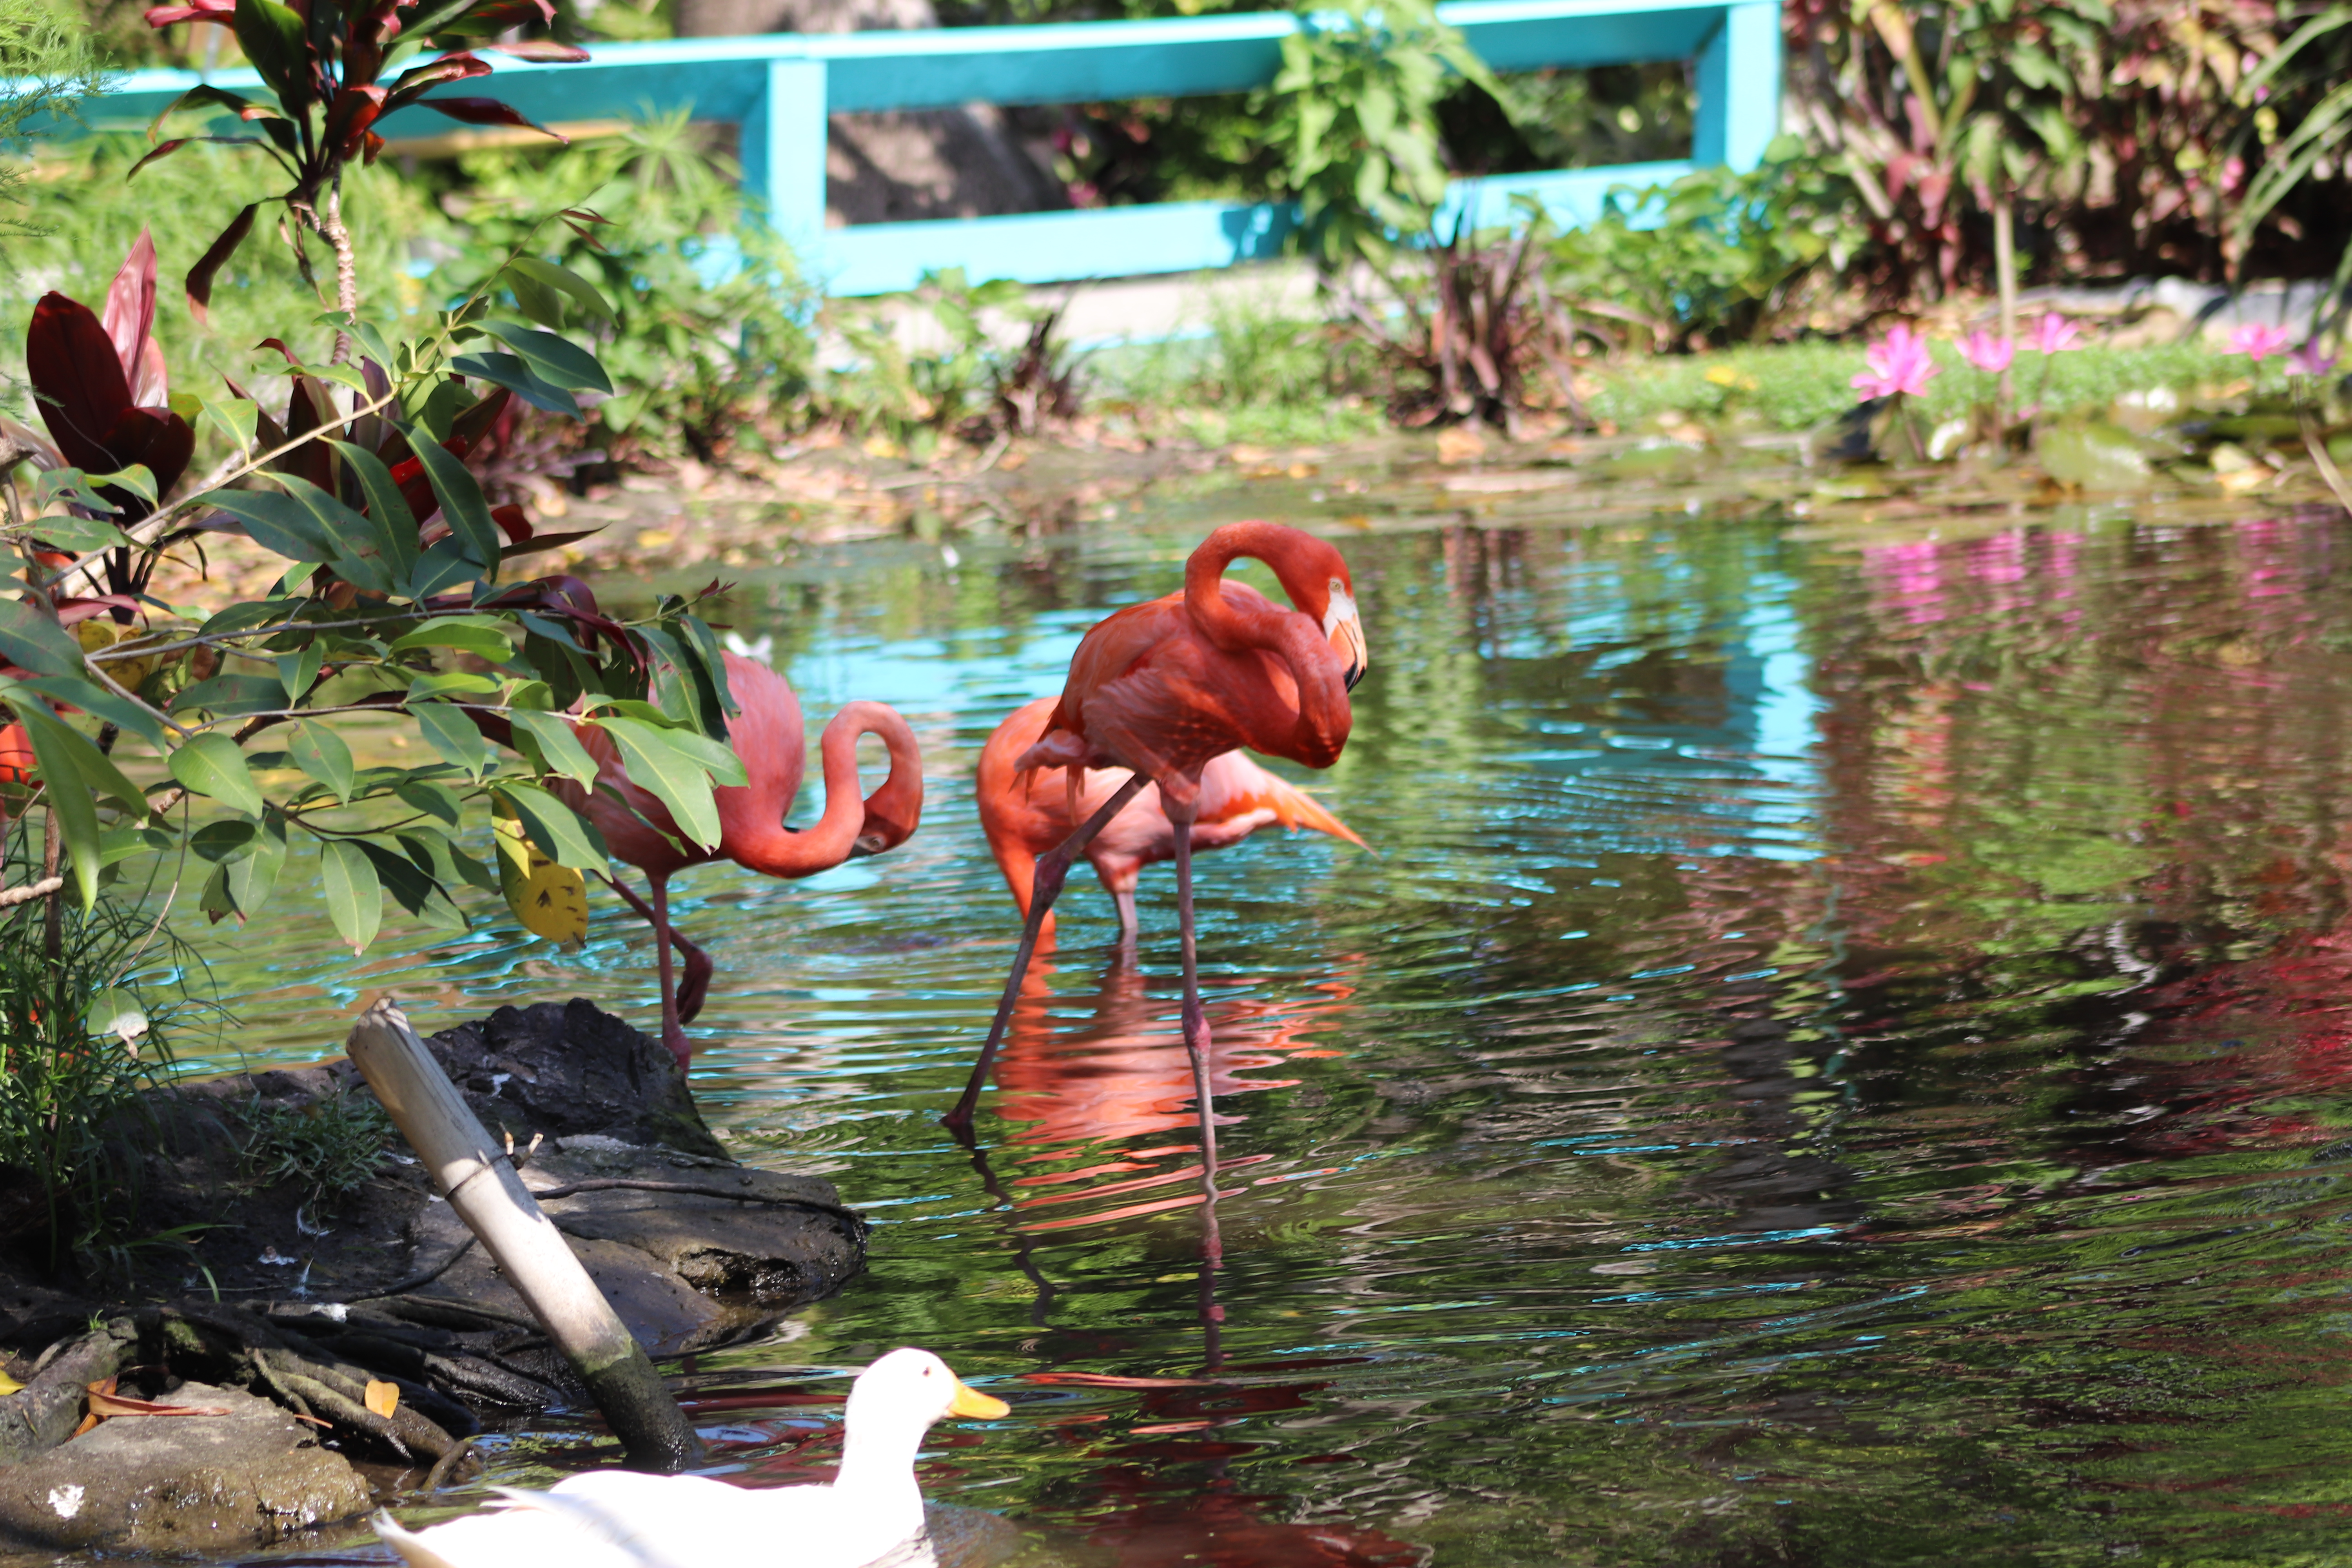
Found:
[725,703,922,878]
[1181,522,1355,764]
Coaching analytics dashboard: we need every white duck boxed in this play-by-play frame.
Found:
[375,1348,1011,1568]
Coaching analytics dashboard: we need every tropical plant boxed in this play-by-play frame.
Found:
[1332,205,1579,432]
[1259,0,1509,267]
[827,269,1080,452]
[441,111,818,468]
[137,0,588,348]
[1544,139,1871,350]
[0,0,751,1003]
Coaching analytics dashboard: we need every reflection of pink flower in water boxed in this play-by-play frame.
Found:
[2288,341,2339,378]
[2030,313,2082,355]
[1959,331,2014,374]
[1853,323,1939,399]
[2228,323,2293,362]
[1864,538,1947,625]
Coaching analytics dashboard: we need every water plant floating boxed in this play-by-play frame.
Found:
[373,1349,1007,1568]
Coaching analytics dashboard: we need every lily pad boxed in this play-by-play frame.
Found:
[2038,423,2156,492]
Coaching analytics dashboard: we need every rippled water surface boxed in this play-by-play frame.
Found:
[200,495,2352,1566]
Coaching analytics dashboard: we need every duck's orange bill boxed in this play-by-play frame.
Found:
[949,1381,1009,1419]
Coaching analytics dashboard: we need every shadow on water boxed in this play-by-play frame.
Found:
[207,500,2352,1565]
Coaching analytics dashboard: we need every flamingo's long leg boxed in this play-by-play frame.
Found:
[647,874,689,1069]
[602,873,715,1025]
[946,773,1148,1132]
[1164,784,1223,1269]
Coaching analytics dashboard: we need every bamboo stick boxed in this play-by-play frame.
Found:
[343,998,703,1472]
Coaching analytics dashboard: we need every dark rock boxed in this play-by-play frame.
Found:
[427,999,728,1160]
[0,1380,370,1552]
[0,1326,129,1465]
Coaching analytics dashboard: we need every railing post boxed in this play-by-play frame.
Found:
[1692,0,1782,172]
[740,57,830,246]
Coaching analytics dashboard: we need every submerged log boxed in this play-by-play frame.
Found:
[345,998,705,1472]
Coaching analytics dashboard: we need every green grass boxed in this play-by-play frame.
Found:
[1588,339,2234,434]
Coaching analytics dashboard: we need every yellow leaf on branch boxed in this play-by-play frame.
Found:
[492,796,589,946]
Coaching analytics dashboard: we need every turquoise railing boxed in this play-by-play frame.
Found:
[71,0,1780,296]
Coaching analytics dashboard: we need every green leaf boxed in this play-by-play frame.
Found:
[489,780,609,869]
[14,705,146,820]
[189,817,258,861]
[479,322,613,394]
[200,396,260,455]
[9,675,167,750]
[288,720,354,804]
[0,599,85,678]
[355,838,467,934]
[594,716,724,848]
[201,489,336,562]
[399,426,501,579]
[169,675,286,717]
[506,257,616,328]
[168,732,265,815]
[271,473,397,596]
[325,440,422,583]
[392,777,464,829]
[319,838,383,954]
[412,701,490,778]
[448,352,578,417]
[223,810,288,921]
[388,617,514,661]
[510,709,599,787]
[30,515,136,554]
[232,0,308,108]
[276,641,323,702]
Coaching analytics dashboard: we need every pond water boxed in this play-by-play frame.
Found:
[196,488,2352,1566]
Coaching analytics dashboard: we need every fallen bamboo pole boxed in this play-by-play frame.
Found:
[343,997,703,1471]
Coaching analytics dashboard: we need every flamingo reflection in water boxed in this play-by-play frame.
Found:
[958,953,1421,1568]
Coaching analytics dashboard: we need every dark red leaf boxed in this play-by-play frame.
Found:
[489,503,531,543]
[388,455,436,528]
[187,204,260,326]
[279,377,336,492]
[125,138,191,179]
[253,337,299,366]
[486,38,587,59]
[26,294,133,475]
[448,387,511,453]
[144,0,232,25]
[363,130,386,163]
[93,407,194,517]
[501,526,604,560]
[102,229,161,407]
[385,52,490,101]
[413,95,565,142]
[323,83,387,157]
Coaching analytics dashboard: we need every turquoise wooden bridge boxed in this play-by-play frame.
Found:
[80,0,1779,297]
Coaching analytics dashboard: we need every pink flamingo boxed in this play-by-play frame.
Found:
[976,695,1362,944]
[558,652,924,1067]
[946,521,1367,1267]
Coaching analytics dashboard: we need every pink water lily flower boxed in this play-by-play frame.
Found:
[2030,313,2082,354]
[1959,330,2014,374]
[1853,322,1940,399]
[2228,322,2293,362]
[2287,339,2337,377]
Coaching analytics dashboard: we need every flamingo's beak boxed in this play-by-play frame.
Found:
[1323,588,1368,691]
[949,1380,1009,1419]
